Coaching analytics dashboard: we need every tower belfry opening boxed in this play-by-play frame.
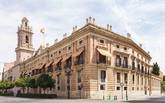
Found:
[15,17,34,64]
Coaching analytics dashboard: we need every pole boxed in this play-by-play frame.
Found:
[126,81,128,100]
[40,28,45,48]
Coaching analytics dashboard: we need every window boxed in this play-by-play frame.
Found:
[124,73,128,84]
[124,47,127,51]
[117,72,120,83]
[116,45,120,48]
[68,46,71,50]
[57,75,60,90]
[101,70,106,83]
[25,22,28,27]
[100,84,105,90]
[25,35,29,43]
[98,52,106,64]
[77,51,84,65]
[137,64,140,72]
[117,86,120,90]
[123,57,128,68]
[132,61,135,70]
[77,70,81,83]
[79,40,83,45]
[100,39,104,44]
[124,87,127,90]
[116,55,121,67]
[132,74,135,84]
[137,75,139,85]
[141,77,143,85]
[132,87,134,91]
[141,65,144,73]
[59,51,61,54]
[132,50,134,54]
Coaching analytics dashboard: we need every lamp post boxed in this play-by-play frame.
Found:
[120,82,124,100]
[78,83,83,99]
[40,28,45,48]
[65,67,72,99]
[125,80,128,100]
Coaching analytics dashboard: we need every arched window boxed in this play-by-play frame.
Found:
[123,57,128,68]
[116,55,121,67]
[25,22,28,27]
[25,35,29,43]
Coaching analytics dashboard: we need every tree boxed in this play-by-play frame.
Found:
[37,74,55,94]
[15,78,29,94]
[163,75,165,81]
[152,62,160,76]
[0,81,14,93]
[28,77,38,94]
[161,81,165,93]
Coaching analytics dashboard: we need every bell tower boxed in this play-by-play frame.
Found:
[15,17,34,64]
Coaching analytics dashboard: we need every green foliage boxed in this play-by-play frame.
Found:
[16,93,57,98]
[0,92,14,96]
[161,81,165,93]
[15,78,28,88]
[152,62,160,76]
[28,78,38,88]
[37,74,55,92]
[0,81,14,90]
[163,75,165,81]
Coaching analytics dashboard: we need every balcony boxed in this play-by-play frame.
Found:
[113,47,130,55]
[114,63,131,71]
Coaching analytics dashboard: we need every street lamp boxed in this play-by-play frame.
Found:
[65,67,72,99]
[120,82,124,100]
[78,83,83,99]
[125,80,128,100]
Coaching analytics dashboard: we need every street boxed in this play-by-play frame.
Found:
[0,96,165,103]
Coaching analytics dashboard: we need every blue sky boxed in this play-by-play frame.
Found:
[0,0,165,73]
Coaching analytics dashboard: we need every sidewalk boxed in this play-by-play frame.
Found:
[121,95,163,102]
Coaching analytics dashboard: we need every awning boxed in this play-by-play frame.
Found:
[62,54,72,62]
[73,49,84,57]
[52,58,62,66]
[97,48,111,57]
[45,60,54,68]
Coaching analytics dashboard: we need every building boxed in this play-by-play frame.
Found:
[2,62,14,81]
[3,17,161,99]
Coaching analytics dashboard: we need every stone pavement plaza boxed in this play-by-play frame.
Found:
[0,96,165,103]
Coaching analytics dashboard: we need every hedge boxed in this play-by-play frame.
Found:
[16,93,57,98]
[0,92,14,96]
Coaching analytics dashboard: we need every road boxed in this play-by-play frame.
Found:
[0,96,165,103]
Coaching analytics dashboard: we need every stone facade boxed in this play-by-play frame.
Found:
[3,17,161,99]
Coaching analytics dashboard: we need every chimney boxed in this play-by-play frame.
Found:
[63,33,67,39]
[73,26,77,32]
[127,33,131,39]
[139,43,142,47]
[107,24,112,31]
[92,18,95,24]
[86,16,95,24]
[46,43,49,47]
[86,18,89,24]
[54,39,58,43]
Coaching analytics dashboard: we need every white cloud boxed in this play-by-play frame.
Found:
[0,0,165,73]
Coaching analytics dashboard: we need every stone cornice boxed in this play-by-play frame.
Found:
[19,22,151,67]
